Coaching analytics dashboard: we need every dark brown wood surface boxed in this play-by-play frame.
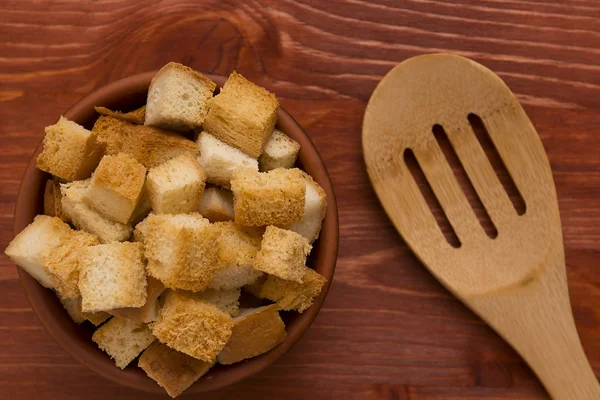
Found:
[1,1,599,399]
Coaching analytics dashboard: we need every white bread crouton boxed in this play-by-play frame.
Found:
[147,152,206,214]
[60,180,132,243]
[255,267,326,313]
[78,242,147,312]
[83,154,147,224]
[259,129,300,171]
[60,296,110,326]
[253,226,311,283]
[150,291,233,362]
[36,116,105,181]
[196,288,241,316]
[139,342,213,398]
[4,215,74,289]
[92,316,155,369]
[218,304,286,365]
[231,168,305,226]
[43,179,68,221]
[196,132,258,189]
[197,186,234,222]
[108,277,166,323]
[283,171,327,243]
[145,62,216,131]
[203,71,279,157]
[95,105,146,125]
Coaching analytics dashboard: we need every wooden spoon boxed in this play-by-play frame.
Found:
[362,54,599,399]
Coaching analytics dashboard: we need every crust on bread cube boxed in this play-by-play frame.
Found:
[78,242,147,312]
[139,341,213,398]
[36,116,105,181]
[130,187,152,225]
[196,288,241,316]
[231,168,305,226]
[197,186,234,222]
[150,291,233,362]
[203,71,279,158]
[44,180,68,221]
[83,154,147,224]
[283,170,327,243]
[196,132,258,189]
[253,226,311,283]
[92,316,155,369]
[256,267,327,313]
[95,105,146,125]
[218,304,286,365]
[145,62,217,131]
[147,152,206,214]
[108,276,166,323]
[259,129,300,171]
[60,296,111,326]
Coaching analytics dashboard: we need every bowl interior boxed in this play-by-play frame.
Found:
[13,72,339,393]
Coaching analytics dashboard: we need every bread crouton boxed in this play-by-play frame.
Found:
[43,179,68,221]
[60,296,110,326]
[196,132,258,188]
[196,288,241,316]
[147,152,206,214]
[253,226,311,283]
[197,186,234,222]
[150,291,233,362]
[60,180,132,243]
[92,317,155,369]
[259,129,300,171]
[218,304,286,365]
[203,71,279,157]
[92,116,199,168]
[83,154,147,224]
[108,277,166,323]
[145,62,216,131]
[78,242,147,312]
[283,171,327,243]
[256,267,326,313]
[139,342,213,398]
[95,105,146,125]
[4,215,74,289]
[36,116,105,181]
[231,168,305,226]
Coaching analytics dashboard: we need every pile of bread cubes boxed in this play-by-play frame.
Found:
[5,62,328,398]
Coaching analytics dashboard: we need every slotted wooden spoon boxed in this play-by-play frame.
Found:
[362,54,599,399]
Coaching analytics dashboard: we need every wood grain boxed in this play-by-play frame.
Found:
[0,0,598,399]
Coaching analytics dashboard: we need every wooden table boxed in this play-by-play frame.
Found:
[1,1,599,399]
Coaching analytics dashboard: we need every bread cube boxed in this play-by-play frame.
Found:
[4,215,74,289]
[196,288,241,316]
[147,152,206,214]
[93,116,199,168]
[150,291,233,362]
[218,304,286,365]
[109,277,166,323]
[197,186,234,222]
[36,116,105,181]
[60,296,110,326]
[196,132,258,188]
[61,180,132,243]
[95,105,146,125]
[145,62,217,131]
[139,342,213,398]
[43,179,68,221]
[78,242,147,312]
[257,267,326,313]
[141,213,220,291]
[259,129,300,171]
[253,226,311,282]
[92,316,155,369]
[83,154,147,224]
[203,71,279,157]
[231,168,305,226]
[283,171,327,243]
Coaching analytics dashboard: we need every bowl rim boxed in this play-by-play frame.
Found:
[13,71,339,393]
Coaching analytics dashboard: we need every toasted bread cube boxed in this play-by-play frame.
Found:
[147,152,206,214]
[257,267,326,313]
[141,213,220,291]
[283,171,327,243]
[196,132,258,189]
[145,62,217,131]
[92,316,155,369]
[196,288,241,316]
[218,304,286,365]
[43,180,68,221]
[139,342,213,398]
[203,71,279,157]
[40,230,99,299]
[60,296,110,326]
[150,291,233,362]
[78,242,147,312]
[259,130,300,171]
[93,116,199,169]
[83,154,147,224]
[253,226,311,282]
[4,215,74,288]
[61,180,132,243]
[36,116,105,181]
[109,277,166,323]
[197,186,234,222]
[231,168,305,226]
[95,105,146,125]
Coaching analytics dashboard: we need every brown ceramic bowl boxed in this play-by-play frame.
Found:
[13,72,338,393]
